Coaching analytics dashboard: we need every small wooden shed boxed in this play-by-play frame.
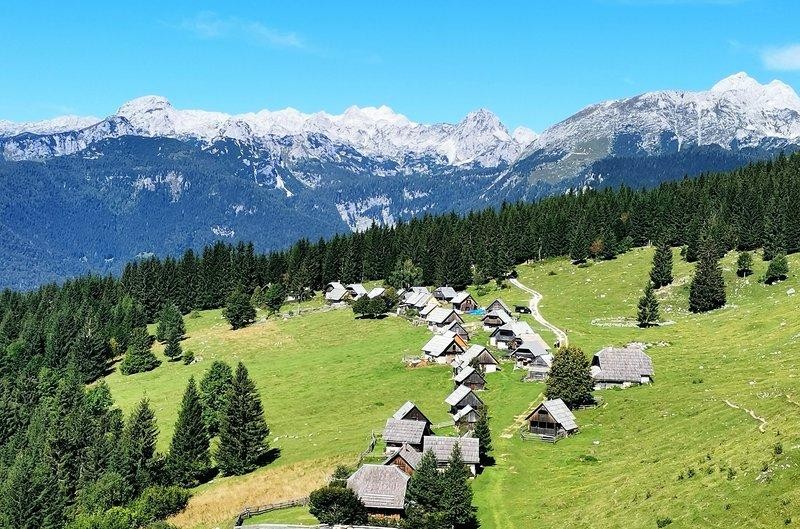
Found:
[524,398,578,441]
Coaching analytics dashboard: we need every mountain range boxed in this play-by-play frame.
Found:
[1,72,798,288]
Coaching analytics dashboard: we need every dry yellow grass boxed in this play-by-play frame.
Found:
[169,457,342,528]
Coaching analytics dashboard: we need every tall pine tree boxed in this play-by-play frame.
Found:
[637,282,660,327]
[216,362,270,476]
[165,377,210,487]
[689,235,727,313]
[441,444,478,529]
[649,242,673,288]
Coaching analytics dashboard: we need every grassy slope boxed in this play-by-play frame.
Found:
[104,248,800,529]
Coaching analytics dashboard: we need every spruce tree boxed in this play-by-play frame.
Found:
[636,282,660,327]
[405,449,444,513]
[155,304,185,343]
[689,236,727,313]
[163,332,182,361]
[120,326,160,375]
[263,283,287,315]
[545,346,594,408]
[222,289,257,330]
[473,407,493,465]
[165,377,210,487]
[119,398,159,496]
[569,221,590,264]
[199,360,234,436]
[650,242,673,287]
[441,444,477,529]
[736,251,753,277]
[216,362,270,476]
[762,198,786,261]
[765,253,789,284]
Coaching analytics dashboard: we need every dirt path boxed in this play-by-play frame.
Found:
[509,277,568,347]
[723,399,767,433]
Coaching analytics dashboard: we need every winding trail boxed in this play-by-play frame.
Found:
[509,277,568,347]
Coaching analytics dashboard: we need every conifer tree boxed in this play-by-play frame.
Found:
[762,198,786,261]
[569,220,590,264]
[119,398,159,496]
[263,283,287,315]
[216,362,270,476]
[165,377,210,487]
[222,289,256,330]
[405,450,444,513]
[650,242,673,287]
[163,332,182,361]
[473,407,493,465]
[441,444,478,529]
[736,251,754,277]
[689,235,727,313]
[120,326,160,375]
[637,282,660,327]
[545,346,594,408]
[155,304,185,343]
[765,253,789,284]
[199,360,234,436]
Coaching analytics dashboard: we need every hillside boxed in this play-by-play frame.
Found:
[102,248,800,529]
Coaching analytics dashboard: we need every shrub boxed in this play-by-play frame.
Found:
[656,517,673,527]
[775,443,784,456]
[308,486,368,526]
[133,486,190,524]
[765,253,789,284]
[182,350,195,365]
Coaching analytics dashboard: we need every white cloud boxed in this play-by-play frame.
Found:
[178,11,306,50]
[762,44,800,71]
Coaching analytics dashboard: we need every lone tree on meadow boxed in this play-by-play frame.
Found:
[155,303,185,343]
[650,242,673,287]
[736,251,754,277]
[223,289,257,330]
[637,282,660,327]
[545,346,594,408]
[119,326,160,375]
[216,362,270,476]
[308,486,368,526]
[688,236,726,313]
[165,377,210,487]
[765,253,789,284]
[163,333,182,361]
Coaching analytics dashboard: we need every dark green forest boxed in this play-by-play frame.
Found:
[1,152,799,529]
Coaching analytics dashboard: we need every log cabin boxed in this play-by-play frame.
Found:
[422,334,467,364]
[450,292,478,312]
[382,418,426,453]
[347,464,409,520]
[524,398,578,441]
[591,346,654,389]
[423,435,481,475]
[445,384,484,414]
[383,443,422,476]
[453,365,486,391]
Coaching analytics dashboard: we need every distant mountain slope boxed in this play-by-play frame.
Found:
[0,73,798,287]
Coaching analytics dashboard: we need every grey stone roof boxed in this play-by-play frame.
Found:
[347,464,409,510]
[592,347,654,383]
[384,443,423,470]
[526,398,578,431]
[383,418,426,445]
[423,435,480,465]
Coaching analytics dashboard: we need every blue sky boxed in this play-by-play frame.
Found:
[1,0,799,131]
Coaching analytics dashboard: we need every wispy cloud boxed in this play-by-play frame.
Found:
[177,11,306,50]
[762,44,800,71]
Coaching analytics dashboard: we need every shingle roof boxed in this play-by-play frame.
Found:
[487,299,511,312]
[483,309,513,325]
[403,291,431,307]
[526,399,578,431]
[325,286,348,301]
[426,307,458,324]
[384,443,423,470]
[493,321,535,338]
[445,384,482,407]
[450,291,472,304]
[347,464,409,510]
[422,335,460,357]
[383,418,426,445]
[367,287,386,299]
[452,405,477,423]
[513,339,550,358]
[423,435,480,465]
[453,365,485,384]
[347,283,368,296]
[592,347,654,383]
[436,287,458,299]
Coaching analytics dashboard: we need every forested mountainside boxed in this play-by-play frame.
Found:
[1,73,799,288]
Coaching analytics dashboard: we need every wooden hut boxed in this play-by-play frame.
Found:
[451,292,478,312]
[426,307,464,329]
[591,346,654,388]
[524,399,578,441]
[433,286,458,301]
[423,435,481,475]
[382,418,426,453]
[445,320,470,341]
[445,384,484,414]
[486,299,511,313]
[482,309,513,330]
[452,405,480,432]
[453,365,486,391]
[422,334,466,364]
[347,464,409,519]
[383,444,423,476]
[392,401,433,432]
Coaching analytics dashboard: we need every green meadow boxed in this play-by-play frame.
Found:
[103,248,800,528]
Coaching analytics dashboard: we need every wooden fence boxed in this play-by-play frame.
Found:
[234,497,309,527]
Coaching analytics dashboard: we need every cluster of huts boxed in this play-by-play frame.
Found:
[324,282,387,304]
[345,401,481,520]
